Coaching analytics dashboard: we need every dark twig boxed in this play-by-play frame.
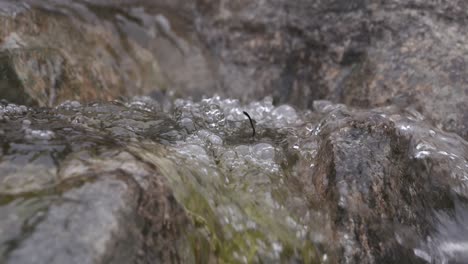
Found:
[243,111,255,137]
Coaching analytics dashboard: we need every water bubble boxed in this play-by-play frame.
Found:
[202,103,226,131]
[197,129,211,139]
[221,150,237,161]
[252,143,275,161]
[234,145,250,157]
[3,103,28,115]
[208,134,223,146]
[179,117,196,132]
[219,150,248,173]
[57,100,81,110]
[19,105,28,113]
[177,144,211,163]
[25,129,55,140]
[126,96,160,112]
[271,105,299,127]
[22,119,32,126]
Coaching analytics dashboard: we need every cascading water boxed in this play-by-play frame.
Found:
[1,1,468,263]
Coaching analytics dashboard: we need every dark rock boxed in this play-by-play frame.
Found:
[5,176,142,264]
[0,0,467,263]
[0,1,216,106]
[0,104,192,264]
[311,114,425,263]
[194,0,468,139]
[0,48,73,107]
[0,95,467,263]
[2,0,466,139]
[297,106,468,263]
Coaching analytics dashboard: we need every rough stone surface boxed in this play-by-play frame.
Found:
[0,102,191,264]
[6,177,140,264]
[310,115,427,263]
[0,94,467,263]
[0,1,468,263]
[294,105,468,263]
[193,0,468,139]
[0,0,216,106]
[1,0,466,139]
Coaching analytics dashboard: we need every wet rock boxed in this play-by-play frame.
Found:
[0,48,72,107]
[2,0,466,140]
[0,1,467,261]
[194,0,468,139]
[5,177,141,264]
[330,0,468,140]
[0,102,192,264]
[296,105,468,263]
[310,115,424,263]
[0,1,216,106]
[0,95,466,263]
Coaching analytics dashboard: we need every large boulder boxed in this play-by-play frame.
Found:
[1,0,467,138]
[0,96,467,263]
[0,101,191,264]
[0,1,467,263]
[0,0,216,106]
[194,0,468,139]
[294,103,468,263]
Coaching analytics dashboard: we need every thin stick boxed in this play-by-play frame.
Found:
[243,111,255,137]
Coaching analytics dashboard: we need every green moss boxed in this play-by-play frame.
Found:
[132,143,319,263]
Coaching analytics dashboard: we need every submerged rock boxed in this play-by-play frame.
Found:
[293,104,468,263]
[0,100,192,264]
[0,96,466,263]
[0,0,467,263]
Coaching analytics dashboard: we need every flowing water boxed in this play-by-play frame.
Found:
[1,1,468,263]
[2,95,467,262]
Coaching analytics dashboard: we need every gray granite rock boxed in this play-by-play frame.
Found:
[195,0,468,139]
[0,101,191,264]
[0,1,467,263]
[296,105,468,263]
